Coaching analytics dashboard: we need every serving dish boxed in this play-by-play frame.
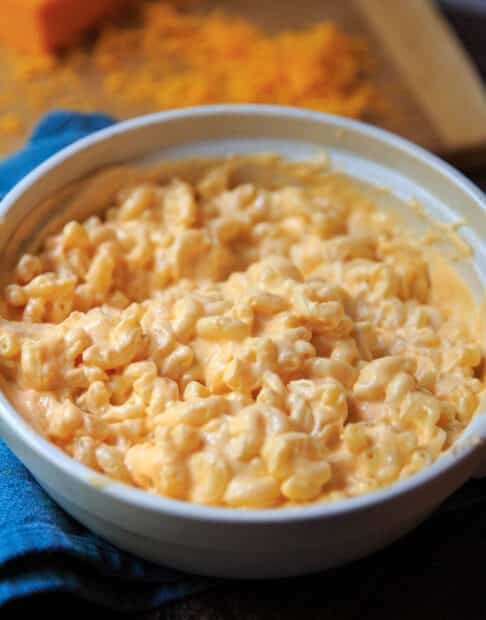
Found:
[0,104,485,579]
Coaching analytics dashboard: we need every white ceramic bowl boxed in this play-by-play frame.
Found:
[0,105,485,579]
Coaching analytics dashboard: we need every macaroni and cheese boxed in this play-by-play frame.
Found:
[0,155,484,508]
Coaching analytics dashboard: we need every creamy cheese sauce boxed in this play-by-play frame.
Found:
[0,155,483,508]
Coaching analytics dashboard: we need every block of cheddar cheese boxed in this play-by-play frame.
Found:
[0,0,126,53]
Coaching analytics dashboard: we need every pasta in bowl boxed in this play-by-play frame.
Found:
[0,153,483,509]
[0,106,485,577]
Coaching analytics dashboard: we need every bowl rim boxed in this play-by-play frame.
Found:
[0,103,485,525]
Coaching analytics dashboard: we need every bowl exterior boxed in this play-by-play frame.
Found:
[2,414,479,578]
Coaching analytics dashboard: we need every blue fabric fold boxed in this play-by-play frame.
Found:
[0,111,210,611]
[0,111,115,200]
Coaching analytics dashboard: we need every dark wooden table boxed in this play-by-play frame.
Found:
[3,3,486,619]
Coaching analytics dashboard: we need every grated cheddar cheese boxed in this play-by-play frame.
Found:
[0,2,377,144]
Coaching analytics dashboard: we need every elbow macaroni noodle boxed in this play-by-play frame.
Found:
[0,155,484,508]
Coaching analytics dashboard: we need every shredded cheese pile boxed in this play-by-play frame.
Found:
[0,1,377,142]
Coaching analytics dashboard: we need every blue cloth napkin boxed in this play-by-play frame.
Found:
[0,111,210,612]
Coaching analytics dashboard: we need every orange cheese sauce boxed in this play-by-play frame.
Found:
[0,155,483,508]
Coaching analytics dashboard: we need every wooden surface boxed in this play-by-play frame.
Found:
[0,0,485,156]
[356,0,486,150]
